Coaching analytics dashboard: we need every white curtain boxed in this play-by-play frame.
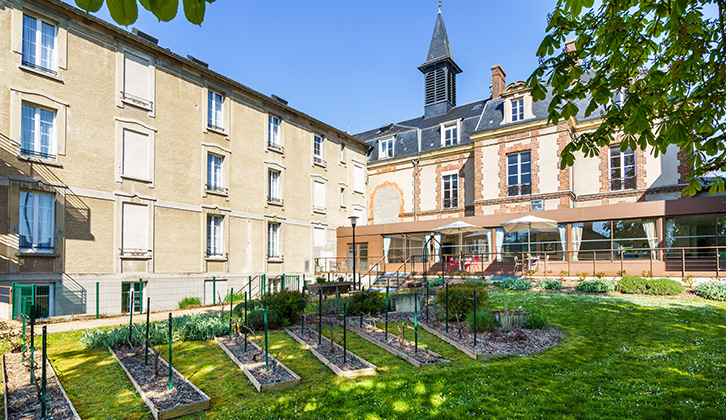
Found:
[433,233,441,263]
[485,230,492,261]
[643,219,658,259]
[495,228,504,261]
[558,224,567,261]
[382,235,391,263]
[571,224,583,261]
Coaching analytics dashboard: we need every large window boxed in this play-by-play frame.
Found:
[19,191,54,251]
[502,227,563,260]
[313,135,326,166]
[442,174,458,209]
[383,234,406,263]
[122,129,150,180]
[268,116,282,152]
[379,138,393,158]
[22,14,57,75]
[121,203,148,255]
[122,51,153,109]
[207,154,224,193]
[666,214,718,259]
[348,243,369,271]
[268,223,281,259]
[268,170,282,204]
[507,151,531,196]
[610,145,636,190]
[21,104,55,160]
[512,98,524,122]
[207,215,223,257]
[207,91,224,131]
[442,123,458,146]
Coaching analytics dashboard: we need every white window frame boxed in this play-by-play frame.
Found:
[379,138,394,159]
[206,215,224,257]
[21,103,56,161]
[18,191,55,252]
[609,145,636,191]
[440,121,460,147]
[21,14,57,75]
[267,222,282,260]
[313,135,326,166]
[507,151,532,196]
[442,172,458,209]
[268,169,283,205]
[511,98,524,122]
[207,153,225,194]
[207,90,224,132]
[267,115,283,153]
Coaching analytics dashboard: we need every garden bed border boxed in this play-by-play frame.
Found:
[214,336,301,392]
[419,323,509,361]
[108,346,211,420]
[347,325,449,367]
[283,328,377,378]
[2,353,81,420]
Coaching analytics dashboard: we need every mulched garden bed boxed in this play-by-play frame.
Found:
[420,314,564,359]
[3,352,80,420]
[284,327,377,378]
[348,322,450,367]
[109,345,210,420]
[215,336,301,392]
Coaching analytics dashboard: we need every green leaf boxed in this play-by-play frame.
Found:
[106,0,138,26]
[75,0,104,12]
[143,0,179,22]
[183,0,206,25]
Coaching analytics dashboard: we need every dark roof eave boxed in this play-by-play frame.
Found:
[417,57,462,74]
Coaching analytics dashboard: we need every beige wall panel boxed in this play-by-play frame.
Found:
[154,207,201,273]
[228,216,255,273]
[573,152,601,195]
[538,135,560,193]
[649,144,680,188]
[64,196,114,274]
[419,165,438,212]
[282,223,309,274]
[481,145,500,199]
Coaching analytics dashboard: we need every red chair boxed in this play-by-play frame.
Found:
[465,256,479,271]
[448,257,458,272]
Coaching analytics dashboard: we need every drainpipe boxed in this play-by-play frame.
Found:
[412,156,421,221]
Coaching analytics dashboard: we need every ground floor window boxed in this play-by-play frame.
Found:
[348,243,368,272]
[665,213,725,259]
[12,283,52,319]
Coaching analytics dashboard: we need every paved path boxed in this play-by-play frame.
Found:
[14,305,226,335]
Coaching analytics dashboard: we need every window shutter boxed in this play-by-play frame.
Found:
[124,53,150,100]
[314,181,326,208]
[122,203,148,251]
[314,227,325,247]
[123,129,149,179]
[354,165,365,193]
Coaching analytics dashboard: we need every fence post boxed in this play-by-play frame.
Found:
[385,282,389,341]
[261,274,266,296]
[302,274,306,292]
[318,289,322,346]
[301,284,305,335]
[168,313,173,390]
[229,287,234,340]
[138,278,143,314]
[244,292,248,353]
[248,275,252,300]
[213,276,216,306]
[682,248,686,277]
[129,290,134,344]
[263,301,269,371]
[343,303,347,364]
[414,290,418,353]
[30,305,35,385]
[96,281,99,319]
[282,274,285,292]
[41,326,47,418]
[425,281,429,323]
[21,316,25,362]
[358,273,362,291]
[145,297,150,365]
[473,291,477,347]
[445,281,449,333]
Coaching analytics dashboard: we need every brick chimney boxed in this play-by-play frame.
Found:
[491,64,506,99]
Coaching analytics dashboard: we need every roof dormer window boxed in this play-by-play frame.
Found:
[440,120,461,147]
[512,98,524,122]
[379,138,394,159]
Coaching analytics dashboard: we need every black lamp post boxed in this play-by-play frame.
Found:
[349,216,358,289]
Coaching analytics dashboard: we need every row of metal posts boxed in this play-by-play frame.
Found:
[21,306,49,417]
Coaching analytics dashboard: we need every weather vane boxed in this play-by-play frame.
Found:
[438,0,442,10]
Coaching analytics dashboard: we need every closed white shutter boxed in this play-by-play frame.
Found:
[124,53,150,100]
[122,203,148,252]
[314,227,325,247]
[354,165,365,193]
[314,181,326,209]
[123,129,149,180]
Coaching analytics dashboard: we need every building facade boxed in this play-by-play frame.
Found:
[0,0,369,318]
[335,7,725,282]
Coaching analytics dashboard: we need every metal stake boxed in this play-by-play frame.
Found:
[445,281,449,333]
[244,292,248,353]
[30,305,35,385]
[473,291,477,347]
[129,290,134,344]
[41,326,47,418]
[264,301,269,371]
[385,283,389,341]
[229,288,234,339]
[414,291,418,352]
[168,313,173,390]
[145,297,150,365]
[343,303,347,364]
[318,289,323,345]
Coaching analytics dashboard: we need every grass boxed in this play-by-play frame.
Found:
[8,291,725,419]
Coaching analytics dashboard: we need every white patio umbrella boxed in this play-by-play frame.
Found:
[432,221,483,265]
[501,215,558,254]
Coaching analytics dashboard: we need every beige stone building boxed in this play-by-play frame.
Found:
[0,0,369,318]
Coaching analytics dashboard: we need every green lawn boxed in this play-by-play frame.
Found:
[17,291,726,419]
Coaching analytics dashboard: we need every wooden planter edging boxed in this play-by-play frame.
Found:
[2,354,81,420]
[108,346,211,420]
[347,325,449,368]
[214,337,301,392]
[283,328,377,378]
[418,323,509,361]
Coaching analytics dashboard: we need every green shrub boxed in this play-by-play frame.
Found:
[466,309,496,333]
[316,276,327,283]
[499,278,533,291]
[81,312,229,349]
[348,291,386,315]
[232,299,264,317]
[427,277,445,287]
[536,280,563,290]
[575,279,615,293]
[523,307,548,330]
[178,297,201,309]
[263,290,305,326]
[694,281,726,301]
[492,281,502,288]
[435,283,489,317]
[618,276,684,295]
[464,278,485,287]
[322,297,348,315]
[246,308,281,331]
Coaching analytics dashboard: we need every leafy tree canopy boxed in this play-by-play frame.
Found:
[529,0,726,195]
[74,0,215,26]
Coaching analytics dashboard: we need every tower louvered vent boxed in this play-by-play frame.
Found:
[425,67,454,106]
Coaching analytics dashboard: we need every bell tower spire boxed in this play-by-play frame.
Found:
[419,5,461,119]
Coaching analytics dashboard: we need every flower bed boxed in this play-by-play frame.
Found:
[348,323,449,367]
[284,327,377,378]
[215,336,300,392]
[109,345,210,420]
[3,352,80,420]
[420,316,563,360]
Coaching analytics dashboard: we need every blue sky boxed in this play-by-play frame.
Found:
[66,1,558,134]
